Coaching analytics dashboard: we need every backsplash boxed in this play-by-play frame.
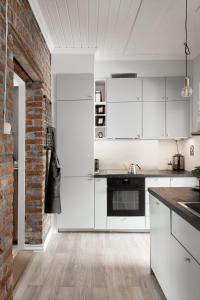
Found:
[94,139,184,171]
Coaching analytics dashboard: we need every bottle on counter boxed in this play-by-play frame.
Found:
[167,161,173,171]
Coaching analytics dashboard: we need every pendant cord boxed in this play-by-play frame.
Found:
[3,0,8,124]
[184,0,190,77]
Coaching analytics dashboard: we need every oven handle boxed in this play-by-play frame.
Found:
[107,187,145,191]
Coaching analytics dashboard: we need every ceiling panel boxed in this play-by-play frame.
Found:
[34,0,200,59]
[78,0,89,47]
[88,0,99,47]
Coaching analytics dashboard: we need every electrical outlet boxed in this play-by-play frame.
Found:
[190,145,194,156]
[3,122,11,135]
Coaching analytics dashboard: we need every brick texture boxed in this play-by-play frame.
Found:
[0,0,52,299]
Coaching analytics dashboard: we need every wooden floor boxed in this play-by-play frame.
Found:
[14,232,165,300]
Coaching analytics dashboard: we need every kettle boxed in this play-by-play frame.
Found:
[128,163,141,175]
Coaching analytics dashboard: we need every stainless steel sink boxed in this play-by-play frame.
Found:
[178,202,200,218]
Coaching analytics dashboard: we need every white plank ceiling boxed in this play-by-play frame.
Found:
[29,0,200,59]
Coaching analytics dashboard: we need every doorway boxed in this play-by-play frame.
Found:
[13,73,26,253]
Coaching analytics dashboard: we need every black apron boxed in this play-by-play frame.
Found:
[45,132,61,214]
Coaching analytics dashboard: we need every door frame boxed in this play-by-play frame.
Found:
[14,73,26,250]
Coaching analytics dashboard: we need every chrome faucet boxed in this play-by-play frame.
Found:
[128,163,141,175]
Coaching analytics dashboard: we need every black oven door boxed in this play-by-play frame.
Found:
[107,179,145,217]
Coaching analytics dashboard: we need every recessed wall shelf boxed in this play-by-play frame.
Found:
[95,80,106,139]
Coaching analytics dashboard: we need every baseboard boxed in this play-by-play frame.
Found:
[24,227,53,252]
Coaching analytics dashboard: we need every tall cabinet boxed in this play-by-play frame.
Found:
[56,74,94,230]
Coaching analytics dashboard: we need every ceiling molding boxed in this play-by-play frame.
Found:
[95,53,193,61]
[28,0,54,52]
[52,48,97,55]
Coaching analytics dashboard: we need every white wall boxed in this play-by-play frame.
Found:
[95,139,184,171]
[182,54,200,171]
[95,59,192,78]
[52,53,94,74]
[192,54,200,132]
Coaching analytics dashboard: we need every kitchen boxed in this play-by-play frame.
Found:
[4,0,200,299]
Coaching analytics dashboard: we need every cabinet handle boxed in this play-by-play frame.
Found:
[185,257,191,263]
[88,178,93,181]
[137,97,140,100]
[156,202,160,205]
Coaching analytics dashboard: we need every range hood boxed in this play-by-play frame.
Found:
[191,131,200,136]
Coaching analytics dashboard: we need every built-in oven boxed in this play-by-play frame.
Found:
[107,177,145,217]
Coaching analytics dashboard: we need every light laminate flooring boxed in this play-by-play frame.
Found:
[14,232,165,300]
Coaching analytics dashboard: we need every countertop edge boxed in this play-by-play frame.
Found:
[148,188,200,232]
[94,172,193,178]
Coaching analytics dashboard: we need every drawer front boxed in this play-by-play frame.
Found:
[145,177,171,189]
[172,212,200,264]
[107,217,145,230]
[170,177,196,187]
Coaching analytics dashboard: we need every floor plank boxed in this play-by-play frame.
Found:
[14,232,165,300]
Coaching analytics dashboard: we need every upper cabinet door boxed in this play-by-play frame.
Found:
[166,77,189,101]
[166,101,190,138]
[57,100,94,176]
[143,77,165,101]
[107,102,142,138]
[143,102,165,138]
[107,78,142,102]
[56,74,94,100]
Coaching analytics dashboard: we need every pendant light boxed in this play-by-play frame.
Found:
[181,0,192,97]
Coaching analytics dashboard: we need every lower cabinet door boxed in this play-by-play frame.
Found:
[150,195,171,297]
[169,236,200,300]
[58,177,94,229]
[95,178,107,230]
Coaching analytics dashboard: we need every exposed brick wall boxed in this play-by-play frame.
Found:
[0,0,52,298]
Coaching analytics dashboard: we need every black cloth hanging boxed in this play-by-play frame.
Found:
[45,129,61,214]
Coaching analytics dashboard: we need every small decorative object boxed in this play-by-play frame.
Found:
[96,116,105,126]
[96,105,105,114]
[95,90,102,102]
[191,166,200,191]
[98,131,103,138]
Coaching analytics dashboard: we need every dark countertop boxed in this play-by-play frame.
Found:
[94,169,193,178]
[149,187,200,231]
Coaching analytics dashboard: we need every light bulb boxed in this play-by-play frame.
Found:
[181,76,193,97]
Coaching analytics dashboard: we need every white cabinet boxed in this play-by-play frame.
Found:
[107,102,142,138]
[57,100,94,177]
[166,77,189,101]
[166,101,190,137]
[172,211,200,264]
[58,177,94,229]
[169,236,200,300]
[95,178,107,230]
[143,77,165,101]
[145,177,171,188]
[170,177,196,187]
[143,102,165,138]
[150,195,171,297]
[56,74,94,100]
[107,78,142,102]
[107,217,145,230]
